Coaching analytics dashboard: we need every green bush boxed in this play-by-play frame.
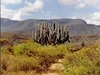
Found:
[13,41,40,56]
[63,44,100,75]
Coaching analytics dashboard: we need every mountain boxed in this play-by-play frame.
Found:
[1,18,20,31]
[97,26,100,28]
[1,18,100,35]
[1,18,20,28]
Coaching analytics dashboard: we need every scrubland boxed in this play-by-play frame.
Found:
[1,34,100,75]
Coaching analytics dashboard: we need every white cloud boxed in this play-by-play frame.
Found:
[21,0,43,15]
[1,0,44,20]
[1,4,21,20]
[58,0,100,25]
[71,12,100,25]
[83,0,100,9]
[1,0,22,4]
[85,12,100,25]
[58,0,100,9]
[12,11,22,20]
[77,3,86,8]
[86,20,100,25]
[89,12,100,21]
[1,4,17,19]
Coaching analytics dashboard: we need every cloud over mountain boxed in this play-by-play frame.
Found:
[1,0,44,20]
[85,12,100,25]
[1,0,100,25]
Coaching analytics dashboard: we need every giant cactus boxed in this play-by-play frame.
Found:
[33,21,70,45]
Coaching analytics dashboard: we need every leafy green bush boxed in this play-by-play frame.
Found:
[63,44,100,75]
[13,41,40,56]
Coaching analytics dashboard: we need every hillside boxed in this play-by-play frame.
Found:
[97,26,100,28]
[1,18,20,31]
[1,18,100,35]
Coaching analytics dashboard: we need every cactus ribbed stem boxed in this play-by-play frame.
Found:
[33,21,70,45]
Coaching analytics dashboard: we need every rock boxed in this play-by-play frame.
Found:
[41,73,59,75]
[49,63,64,71]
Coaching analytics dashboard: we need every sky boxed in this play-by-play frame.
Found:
[1,0,100,25]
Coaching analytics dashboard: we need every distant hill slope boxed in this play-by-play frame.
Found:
[1,18,100,35]
[1,18,20,31]
[97,26,100,28]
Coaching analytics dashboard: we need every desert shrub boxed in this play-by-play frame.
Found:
[1,53,39,72]
[1,46,13,55]
[2,39,100,74]
[0,39,9,46]
[12,41,69,73]
[35,45,68,72]
[63,44,100,75]
[7,57,39,72]
[13,40,40,56]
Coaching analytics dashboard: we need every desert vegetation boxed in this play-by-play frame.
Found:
[1,32,100,75]
[62,44,100,75]
[1,40,66,74]
[1,17,100,75]
[33,21,70,45]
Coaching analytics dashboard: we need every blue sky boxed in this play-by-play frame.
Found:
[1,0,100,25]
